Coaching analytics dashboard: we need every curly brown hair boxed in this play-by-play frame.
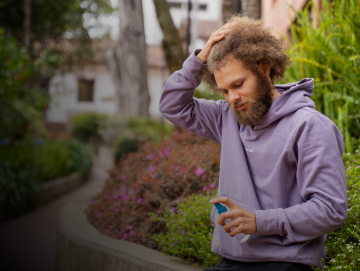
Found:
[201,15,291,93]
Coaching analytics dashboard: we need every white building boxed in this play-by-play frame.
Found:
[45,0,222,125]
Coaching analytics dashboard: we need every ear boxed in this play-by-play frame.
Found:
[259,63,271,77]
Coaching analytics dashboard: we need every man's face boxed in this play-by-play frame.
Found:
[214,58,274,127]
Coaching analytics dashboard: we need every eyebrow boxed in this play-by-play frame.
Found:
[217,77,245,92]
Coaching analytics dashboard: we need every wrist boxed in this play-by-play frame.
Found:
[196,54,206,63]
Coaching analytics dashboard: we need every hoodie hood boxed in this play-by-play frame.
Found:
[256,78,315,129]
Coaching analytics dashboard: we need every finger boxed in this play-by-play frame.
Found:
[210,197,238,210]
[210,28,231,39]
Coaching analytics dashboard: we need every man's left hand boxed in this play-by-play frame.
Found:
[210,197,257,236]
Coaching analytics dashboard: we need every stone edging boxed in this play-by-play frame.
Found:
[56,199,203,271]
[39,171,85,204]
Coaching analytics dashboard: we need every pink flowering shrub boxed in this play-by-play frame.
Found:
[85,130,220,250]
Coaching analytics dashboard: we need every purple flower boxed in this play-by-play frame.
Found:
[120,176,126,181]
[126,225,133,230]
[170,207,176,213]
[107,195,112,201]
[122,234,128,239]
[113,194,119,200]
[209,183,215,189]
[196,213,199,216]
[202,186,207,191]
[120,186,126,193]
[96,213,101,218]
[121,194,128,201]
[130,230,136,237]
[115,208,120,213]
[195,167,204,176]
[147,154,154,159]
[174,165,179,171]
[128,188,134,195]
[164,147,171,156]
[150,174,156,178]
[91,200,96,204]
[137,197,143,203]
[208,241,211,243]
[158,151,163,158]
[148,166,156,172]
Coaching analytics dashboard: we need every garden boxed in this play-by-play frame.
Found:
[85,1,360,270]
[0,29,93,219]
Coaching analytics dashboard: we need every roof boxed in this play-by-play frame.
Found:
[34,38,167,69]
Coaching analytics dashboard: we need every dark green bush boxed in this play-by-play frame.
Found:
[0,161,40,218]
[151,192,222,268]
[0,141,71,182]
[66,141,92,177]
[114,137,139,162]
[0,140,92,219]
[70,112,108,143]
[0,28,58,142]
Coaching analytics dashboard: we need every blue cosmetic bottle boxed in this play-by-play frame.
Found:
[214,203,250,243]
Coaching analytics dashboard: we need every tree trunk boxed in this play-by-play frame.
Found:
[23,0,31,48]
[152,0,186,73]
[222,0,233,22]
[241,0,261,20]
[106,0,150,116]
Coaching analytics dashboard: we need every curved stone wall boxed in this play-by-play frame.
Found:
[56,199,203,271]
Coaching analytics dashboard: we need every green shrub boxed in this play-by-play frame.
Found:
[0,161,40,218]
[283,0,360,153]
[151,192,222,268]
[0,141,71,182]
[66,141,92,177]
[70,112,108,143]
[0,140,92,218]
[0,28,57,142]
[114,137,139,162]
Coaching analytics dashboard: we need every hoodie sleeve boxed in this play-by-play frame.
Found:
[255,111,347,243]
[159,50,225,144]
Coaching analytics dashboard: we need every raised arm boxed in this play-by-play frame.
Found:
[159,24,234,143]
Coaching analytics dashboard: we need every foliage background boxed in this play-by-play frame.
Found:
[282,0,360,153]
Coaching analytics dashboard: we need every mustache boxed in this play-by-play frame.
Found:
[230,98,253,108]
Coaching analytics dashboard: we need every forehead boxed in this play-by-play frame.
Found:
[214,58,254,88]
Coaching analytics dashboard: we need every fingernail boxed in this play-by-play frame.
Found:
[210,199,214,203]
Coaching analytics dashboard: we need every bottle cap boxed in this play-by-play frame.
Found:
[214,203,228,214]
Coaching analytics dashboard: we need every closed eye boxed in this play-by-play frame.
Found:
[233,82,243,88]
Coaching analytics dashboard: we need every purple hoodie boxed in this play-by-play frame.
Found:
[159,51,347,268]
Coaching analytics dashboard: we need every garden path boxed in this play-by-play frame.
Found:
[0,146,113,271]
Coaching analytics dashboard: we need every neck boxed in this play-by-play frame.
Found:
[271,87,280,103]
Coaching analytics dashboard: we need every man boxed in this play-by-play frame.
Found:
[159,16,347,271]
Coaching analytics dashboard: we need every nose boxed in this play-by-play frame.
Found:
[228,90,241,104]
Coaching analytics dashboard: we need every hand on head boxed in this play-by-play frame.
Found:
[196,23,235,63]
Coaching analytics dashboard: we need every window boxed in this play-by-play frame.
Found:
[199,4,207,11]
[78,79,94,102]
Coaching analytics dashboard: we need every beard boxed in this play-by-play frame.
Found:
[229,73,274,128]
